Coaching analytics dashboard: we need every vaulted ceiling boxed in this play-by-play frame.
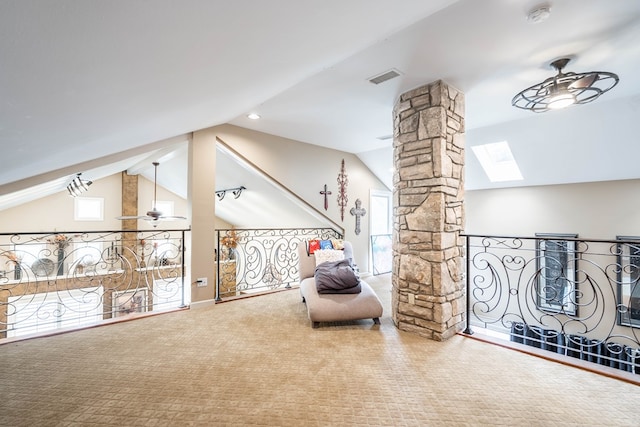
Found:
[1,1,640,222]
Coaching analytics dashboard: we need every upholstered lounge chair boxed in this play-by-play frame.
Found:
[298,241,383,328]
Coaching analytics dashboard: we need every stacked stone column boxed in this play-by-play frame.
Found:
[392,80,465,341]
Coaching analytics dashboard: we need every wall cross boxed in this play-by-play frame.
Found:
[350,198,367,235]
[337,159,348,221]
[319,184,332,211]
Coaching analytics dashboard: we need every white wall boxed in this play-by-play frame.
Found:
[212,124,389,272]
[0,173,189,233]
[465,179,640,239]
[0,174,122,233]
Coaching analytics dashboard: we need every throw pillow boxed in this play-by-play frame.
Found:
[319,239,334,250]
[331,239,344,250]
[307,240,321,254]
[314,249,345,266]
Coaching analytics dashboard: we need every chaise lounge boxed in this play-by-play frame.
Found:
[298,240,383,328]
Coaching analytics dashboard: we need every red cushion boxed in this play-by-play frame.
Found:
[307,240,321,254]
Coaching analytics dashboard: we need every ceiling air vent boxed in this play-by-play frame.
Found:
[368,69,401,85]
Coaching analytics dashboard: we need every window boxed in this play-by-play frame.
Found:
[154,200,174,216]
[616,236,640,328]
[370,190,392,275]
[74,197,104,221]
[370,190,392,235]
[535,233,578,315]
[7,287,103,337]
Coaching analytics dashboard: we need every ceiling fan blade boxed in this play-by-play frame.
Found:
[569,73,597,89]
[116,215,150,220]
[158,215,187,221]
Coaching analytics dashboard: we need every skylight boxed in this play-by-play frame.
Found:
[471,141,523,182]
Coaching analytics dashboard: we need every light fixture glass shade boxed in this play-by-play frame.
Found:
[547,92,576,110]
[512,58,619,113]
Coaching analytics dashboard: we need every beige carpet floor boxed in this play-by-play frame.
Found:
[0,274,638,426]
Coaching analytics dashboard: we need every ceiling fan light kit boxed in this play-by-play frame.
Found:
[512,57,619,113]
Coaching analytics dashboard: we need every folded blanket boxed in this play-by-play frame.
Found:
[314,259,361,294]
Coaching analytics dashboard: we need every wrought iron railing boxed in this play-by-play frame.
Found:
[371,234,392,275]
[215,228,342,300]
[0,229,189,340]
[463,234,640,375]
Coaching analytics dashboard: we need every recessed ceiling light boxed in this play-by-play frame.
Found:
[247,113,261,120]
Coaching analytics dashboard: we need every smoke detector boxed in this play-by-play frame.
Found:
[527,4,551,24]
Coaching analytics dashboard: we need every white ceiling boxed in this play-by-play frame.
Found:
[1,0,640,222]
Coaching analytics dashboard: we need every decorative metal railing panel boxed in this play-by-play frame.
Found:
[0,229,188,339]
[215,228,342,299]
[464,234,640,374]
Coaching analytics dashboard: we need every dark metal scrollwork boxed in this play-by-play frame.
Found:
[464,234,640,374]
[215,228,342,299]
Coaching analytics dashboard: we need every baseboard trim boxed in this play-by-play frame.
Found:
[189,299,217,309]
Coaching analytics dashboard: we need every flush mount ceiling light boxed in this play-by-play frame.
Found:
[67,173,92,197]
[247,113,261,120]
[512,58,619,113]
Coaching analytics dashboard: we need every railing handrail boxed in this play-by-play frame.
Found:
[0,228,191,237]
[462,233,640,245]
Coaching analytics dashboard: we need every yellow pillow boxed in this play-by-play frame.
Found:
[330,239,344,250]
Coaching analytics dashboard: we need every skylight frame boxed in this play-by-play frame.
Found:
[471,141,523,183]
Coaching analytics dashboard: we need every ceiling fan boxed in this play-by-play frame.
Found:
[117,161,187,227]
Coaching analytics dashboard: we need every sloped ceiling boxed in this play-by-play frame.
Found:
[147,143,338,230]
[1,0,640,212]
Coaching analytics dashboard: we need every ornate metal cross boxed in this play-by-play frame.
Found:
[337,159,348,221]
[319,184,332,210]
[350,198,366,235]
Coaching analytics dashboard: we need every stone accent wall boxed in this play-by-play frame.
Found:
[392,80,465,341]
[121,171,138,231]
[120,171,139,274]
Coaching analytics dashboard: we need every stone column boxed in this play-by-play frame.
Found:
[392,80,465,341]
